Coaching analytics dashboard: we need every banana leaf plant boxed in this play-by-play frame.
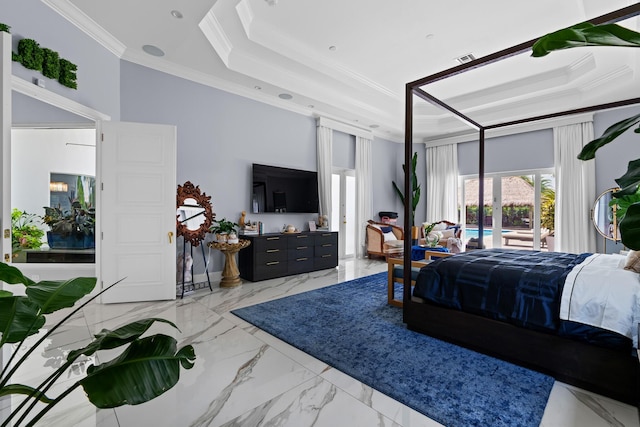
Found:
[532,22,640,249]
[0,262,196,427]
[392,152,421,226]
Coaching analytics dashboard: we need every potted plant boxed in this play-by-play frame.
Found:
[42,201,95,249]
[533,22,640,249]
[0,262,195,426]
[209,218,238,243]
[392,152,421,226]
[11,208,45,251]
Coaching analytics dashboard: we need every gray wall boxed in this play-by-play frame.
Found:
[4,0,120,120]
[120,60,399,272]
[458,129,554,175]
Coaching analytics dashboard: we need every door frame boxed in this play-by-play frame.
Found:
[459,168,553,250]
[1,44,109,280]
[332,168,356,258]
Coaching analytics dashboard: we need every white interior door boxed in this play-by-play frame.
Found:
[98,121,177,303]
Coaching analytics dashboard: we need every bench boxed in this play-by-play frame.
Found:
[387,251,453,307]
[503,229,550,246]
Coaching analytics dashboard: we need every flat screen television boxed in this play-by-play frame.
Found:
[251,163,319,213]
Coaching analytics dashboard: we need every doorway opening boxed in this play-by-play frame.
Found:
[460,170,555,251]
[331,169,356,258]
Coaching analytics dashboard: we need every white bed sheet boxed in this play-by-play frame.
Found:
[560,253,640,346]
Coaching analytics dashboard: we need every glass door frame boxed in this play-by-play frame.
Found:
[331,168,356,259]
[459,168,553,250]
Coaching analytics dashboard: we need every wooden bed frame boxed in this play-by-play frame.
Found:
[401,4,640,407]
[404,298,638,404]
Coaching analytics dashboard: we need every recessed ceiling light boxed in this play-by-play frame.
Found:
[278,93,293,100]
[171,10,183,19]
[254,85,262,90]
[308,105,315,109]
[369,124,379,129]
[329,46,337,51]
[142,45,165,57]
[425,33,434,40]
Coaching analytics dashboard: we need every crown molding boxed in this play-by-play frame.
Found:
[41,0,126,57]
[12,75,111,121]
[199,9,233,66]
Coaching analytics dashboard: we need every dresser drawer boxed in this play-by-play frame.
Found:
[315,243,337,257]
[288,245,314,259]
[255,260,288,279]
[288,257,314,274]
[289,233,312,247]
[255,248,286,264]
[314,253,337,270]
[315,232,337,246]
[254,236,287,252]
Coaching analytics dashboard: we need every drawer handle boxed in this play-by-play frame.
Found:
[322,244,332,247]
[266,261,280,266]
[322,233,331,236]
[266,237,280,241]
[296,257,308,261]
[322,254,332,258]
[297,246,308,250]
[296,235,308,238]
[266,249,280,253]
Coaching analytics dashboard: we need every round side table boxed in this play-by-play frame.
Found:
[208,240,251,287]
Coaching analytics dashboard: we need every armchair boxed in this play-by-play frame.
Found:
[366,220,404,259]
[420,220,463,253]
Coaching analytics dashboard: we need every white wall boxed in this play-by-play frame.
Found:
[11,128,96,235]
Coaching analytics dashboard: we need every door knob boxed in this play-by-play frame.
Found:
[168,231,174,244]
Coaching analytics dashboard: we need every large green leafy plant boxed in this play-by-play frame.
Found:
[392,152,421,226]
[533,22,640,249]
[0,263,195,426]
[11,209,45,250]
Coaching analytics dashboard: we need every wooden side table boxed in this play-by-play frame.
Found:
[208,240,251,287]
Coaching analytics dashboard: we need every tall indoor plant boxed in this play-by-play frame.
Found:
[0,262,195,426]
[392,152,421,226]
[533,22,640,249]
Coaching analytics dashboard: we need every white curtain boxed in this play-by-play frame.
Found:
[425,144,459,223]
[316,125,333,221]
[554,122,596,253]
[355,136,373,258]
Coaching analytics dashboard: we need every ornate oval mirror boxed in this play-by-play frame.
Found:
[177,181,214,246]
[592,187,619,242]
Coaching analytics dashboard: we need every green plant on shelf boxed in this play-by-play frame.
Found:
[11,209,45,250]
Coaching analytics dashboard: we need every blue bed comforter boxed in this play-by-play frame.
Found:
[413,248,590,333]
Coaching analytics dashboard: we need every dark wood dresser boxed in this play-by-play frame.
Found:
[238,231,338,281]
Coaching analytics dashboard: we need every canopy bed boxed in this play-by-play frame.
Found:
[401,4,640,405]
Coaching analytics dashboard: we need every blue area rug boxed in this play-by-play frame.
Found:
[232,272,554,427]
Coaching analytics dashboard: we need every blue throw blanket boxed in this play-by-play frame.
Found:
[413,248,591,332]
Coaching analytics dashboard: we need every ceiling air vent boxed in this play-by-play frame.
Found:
[456,53,476,64]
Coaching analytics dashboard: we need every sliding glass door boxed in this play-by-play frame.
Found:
[460,170,554,251]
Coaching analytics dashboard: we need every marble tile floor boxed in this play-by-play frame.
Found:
[1,257,638,426]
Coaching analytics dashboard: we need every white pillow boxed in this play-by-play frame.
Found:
[440,229,455,239]
[383,231,397,242]
[624,250,640,273]
[433,222,447,231]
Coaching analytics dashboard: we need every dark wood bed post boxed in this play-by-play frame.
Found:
[402,3,640,405]
[402,84,413,308]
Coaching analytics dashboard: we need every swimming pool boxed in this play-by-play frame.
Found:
[465,228,511,239]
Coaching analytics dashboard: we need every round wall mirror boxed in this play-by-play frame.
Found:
[177,181,214,246]
[592,187,619,242]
